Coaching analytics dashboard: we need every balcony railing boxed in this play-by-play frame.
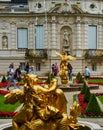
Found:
[25,49,48,59]
[84,49,103,58]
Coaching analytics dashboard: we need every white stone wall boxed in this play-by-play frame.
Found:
[0,0,102,76]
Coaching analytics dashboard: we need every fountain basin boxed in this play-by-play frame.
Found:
[0,123,12,130]
[0,121,103,130]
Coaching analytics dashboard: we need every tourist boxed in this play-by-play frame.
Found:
[25,62,30,74]
[14,65,22,87]
[67,62,73,81]
[54,63,59,76]
[51,64,55,75]
[7,63,16,90]
[84,66,90,80]
[29,65,36,74]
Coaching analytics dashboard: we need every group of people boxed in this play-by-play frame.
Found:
[51,62,73,80]
[7,63,21,90]
[51,61,91,82]
[24,62,35,74]
[6,60,91,90]
[7,62,36,90]
[51,63,59,76]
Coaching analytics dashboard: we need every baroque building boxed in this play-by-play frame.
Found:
[0,0,103,75]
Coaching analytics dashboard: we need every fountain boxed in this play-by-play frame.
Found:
[0,51,103,130]
[0,74,102,130]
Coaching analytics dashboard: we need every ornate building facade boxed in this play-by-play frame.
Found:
[0,0,103,75]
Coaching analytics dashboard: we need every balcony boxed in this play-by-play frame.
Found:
[84,49,103,59]
[25,49,48,59]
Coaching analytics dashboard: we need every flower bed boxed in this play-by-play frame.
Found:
[89,82,103,85]
[0,90,17,117]
[0,78,47,88]
[0,90,10,95]
[77,93,103,117]
[90,76,103,79]
[0,112,17,117]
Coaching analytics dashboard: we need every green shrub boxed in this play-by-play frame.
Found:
[80,82,88,94]
[76,72,84,83]
[86,94,101,115]
[73,94,77,102]
[46,73,55,84]
[83,87,91,102]
[1,75,6,83]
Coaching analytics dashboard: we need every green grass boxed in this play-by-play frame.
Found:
[98,96,103,104]
[0,94,21,112]
[89,79,103,83]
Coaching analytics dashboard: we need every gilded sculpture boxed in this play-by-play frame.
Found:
[55,51,76,84]
[4,73,84,130]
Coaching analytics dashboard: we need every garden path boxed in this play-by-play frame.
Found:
[96,97,103,111]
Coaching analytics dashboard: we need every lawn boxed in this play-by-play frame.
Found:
[98,96,103,104]
[0,94,20,112]
[89,78,103,83]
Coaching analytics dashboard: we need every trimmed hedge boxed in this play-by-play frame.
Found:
[86,94,101,115]
[76,72,84,83]
[80,82,88,94]
[46,73,55,84]
[1,75,7,83]
[83,87,91,102]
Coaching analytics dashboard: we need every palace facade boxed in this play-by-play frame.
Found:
[0,0,103,75]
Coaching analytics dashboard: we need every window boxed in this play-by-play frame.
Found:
[20,62,25,70]
[35,25,44,49]
[88,25,97,49]
[36,63,41,71]
[17,28,28,49]
[92,63,96,71]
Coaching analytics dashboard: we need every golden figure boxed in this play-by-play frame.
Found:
[55,51,76,84]
[4,74,84,130]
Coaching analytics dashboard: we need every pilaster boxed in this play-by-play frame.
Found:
[51,16,57,48]
[98,22,103,49]
[83,20,88,49]
[28,22,35,49]
[10,22,16,49]
[76,17,82,57]
[51,16,57,57]
[44,19,49,49]
[76,17,81,49]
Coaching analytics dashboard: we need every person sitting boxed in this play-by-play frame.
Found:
[29,66,36,74]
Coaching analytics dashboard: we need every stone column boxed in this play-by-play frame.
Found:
[44,18,48,49]
[76,17,82,57]
[28,22,34,49]
[51,16,57,57]
[10,22,16,49]
[51,16,57,48]
[83,20,88,49]
[98,22,103,49]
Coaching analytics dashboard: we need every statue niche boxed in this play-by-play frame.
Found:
[61,28,72,55]
[2,35,8,49]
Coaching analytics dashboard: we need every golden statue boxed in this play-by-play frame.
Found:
[4,74,84,130]
[55,51,76,84]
